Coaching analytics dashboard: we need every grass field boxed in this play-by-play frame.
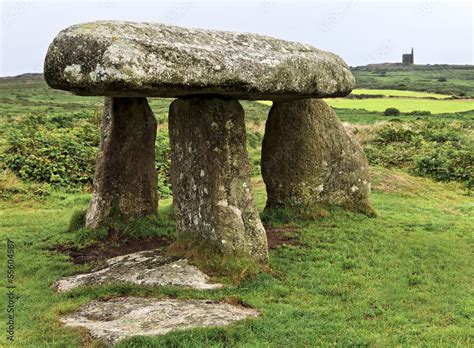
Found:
[0,169,473,347]
[351,89,451,99]
[259,98,474,114]
[325,97,474,114]
[352,64,474,97]
[0,69,473,347]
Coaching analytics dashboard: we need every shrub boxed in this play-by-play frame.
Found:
[365,120,473,191]
[383,108,401,116]
[437,77,447,82]
[155,129,172,197]
[412,145,473,189]
[69,209,87,232]
[407,110,431,116]
[2,112,174,195]
[1,122,99,188]
[347,94,384,99]
[371,126,415,145]
[247,131,263,148]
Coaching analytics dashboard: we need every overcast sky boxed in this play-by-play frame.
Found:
[0,0,472,77]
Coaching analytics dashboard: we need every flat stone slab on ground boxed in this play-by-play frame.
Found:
[44,20,354,100]
[61,296,259,345]
[53,249,222,292]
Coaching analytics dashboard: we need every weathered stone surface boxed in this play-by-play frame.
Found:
[169,97,268,261]
[85,97,158,228]
[44,20,354,100]
[53,249,222,292]
[261,99,373,215]
[61,296,259,345]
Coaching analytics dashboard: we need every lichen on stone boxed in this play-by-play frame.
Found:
[169,97,268,261]
[53,249,223,292]
[44,20,354,99]
[262,98,374,216]
[60,296,259,345]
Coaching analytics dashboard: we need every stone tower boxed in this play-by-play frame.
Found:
[402,48,414,64]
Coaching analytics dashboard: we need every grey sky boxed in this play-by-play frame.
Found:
[1,0,472,77]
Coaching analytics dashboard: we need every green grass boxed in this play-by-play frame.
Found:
[258,98,474,114]
[336,109,474,124]
[1,69,473,347]
[0,169,472,347]
[351,89,451,99]
[324,97,474,114]
[352,64,474,97]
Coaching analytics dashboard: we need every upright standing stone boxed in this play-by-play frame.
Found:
[169,97,268,261]
[44,20,360,258]
[85,97,158,228]
[262,99,373,216]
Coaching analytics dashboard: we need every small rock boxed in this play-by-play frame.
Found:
[61,296,259,345]
[53,249,222,292]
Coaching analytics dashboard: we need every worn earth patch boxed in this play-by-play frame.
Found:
[264,225,300,249]
[53,231,170,264]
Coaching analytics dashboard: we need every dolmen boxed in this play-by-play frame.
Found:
[44,21,372,263]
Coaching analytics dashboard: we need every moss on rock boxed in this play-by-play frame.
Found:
[261,98,374,216]
[169,97,268,262]
[44,21,354,100]
[85,97,158,228]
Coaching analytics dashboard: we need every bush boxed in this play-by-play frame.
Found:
[383,108,401,116]
[365,120,473,191]
[437,77,447,82]
[2,112,175,195]
[247,131,263,148]
[69,209,86,232]
[407,110,431,116]
[155,129,172,197]
[412,145,473,189]
[1,122,99,188]
[371,126,415,145]
[347,94,384,99]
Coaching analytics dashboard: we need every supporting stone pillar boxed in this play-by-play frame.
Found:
[85,97,158,229]
[169,97,268,262]
[261,98,373,215]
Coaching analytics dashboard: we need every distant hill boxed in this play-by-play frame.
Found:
[2,65,474,98]
[351,64,474,97]
[0,73,43,80]
[0,73,46,92]
[353,63,474,70]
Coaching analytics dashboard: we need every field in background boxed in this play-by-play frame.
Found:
[351,89,451,98]
[325,97,473,113]
[0,66,473,347]
[259,65,474,114]
[260,92,473,113]
[352,64,474,97]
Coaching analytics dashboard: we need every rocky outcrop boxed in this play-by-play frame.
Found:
[44,21,354,100]
[53,249,223,293]
[85,97,158,228]
[169,97,268,261]
[60,297,259,345]
[261,99,373,215]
